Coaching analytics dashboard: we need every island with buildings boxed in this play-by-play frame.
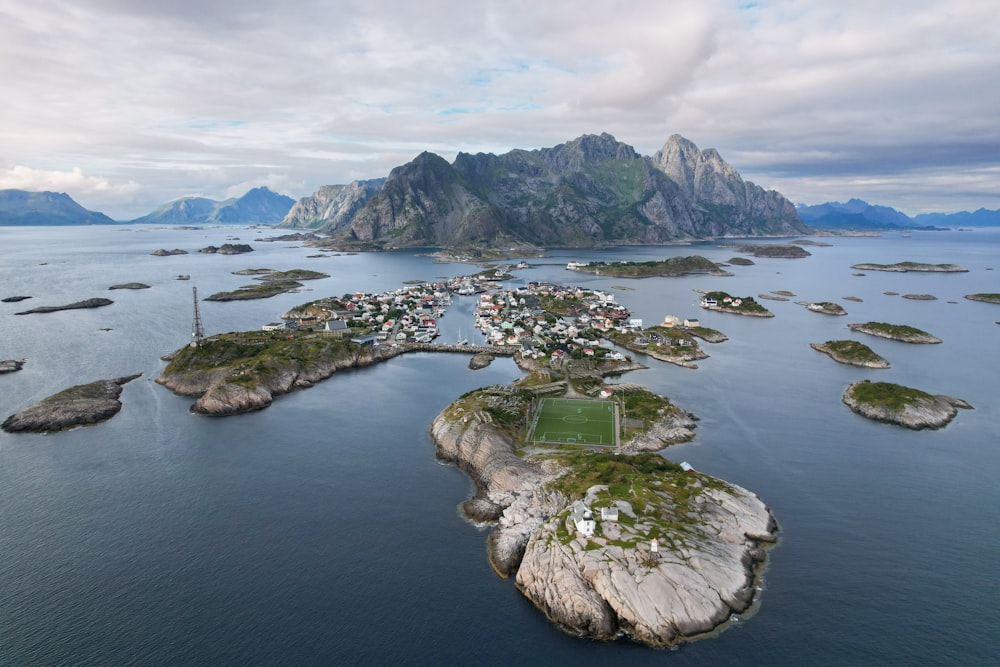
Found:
[700,292,774,317]
[152,269,778,647]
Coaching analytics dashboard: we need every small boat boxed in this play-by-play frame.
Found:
[176,274,190,280]
[457,329,468,345]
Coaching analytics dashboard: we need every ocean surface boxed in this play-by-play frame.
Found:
[1,226,998,665]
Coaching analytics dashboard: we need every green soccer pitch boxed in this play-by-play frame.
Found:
[525,397,619,447]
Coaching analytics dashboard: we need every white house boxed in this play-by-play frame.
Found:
[262,322,286,331]
[683,318,700,328]
[571,501,596,537]
[601,506,619,521]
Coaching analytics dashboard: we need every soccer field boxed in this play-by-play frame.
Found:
[526,397,618,447]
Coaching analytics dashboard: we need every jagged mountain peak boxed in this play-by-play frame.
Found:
[280,133,808,246]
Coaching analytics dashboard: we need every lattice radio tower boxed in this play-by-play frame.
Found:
[191,286,205,347]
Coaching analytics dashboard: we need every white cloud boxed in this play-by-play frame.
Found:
[0,0,998,217]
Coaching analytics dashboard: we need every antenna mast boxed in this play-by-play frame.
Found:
[191,286,205,347]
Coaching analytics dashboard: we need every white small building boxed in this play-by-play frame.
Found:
[571,501,596,537]
[262,322,286,331]
[601,506,619,521]
[683,318,700,328]
[629,318,643,329]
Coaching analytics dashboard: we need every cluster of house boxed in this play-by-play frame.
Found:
[700,295,742,308]
[262,281,463,344]
[570,462,694,540]
[472,282,635,359]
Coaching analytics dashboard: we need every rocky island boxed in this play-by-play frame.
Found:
[850,261,968,272]
[155,273,778,647]
[0,359,26,374]
[109,282,150,290]
[604,326,709,369]
[803,301,847,315]
[199,243,254,254]
[848,322,941,344]
[2,295,31,302]
[733,244,811,258]
[151,248,188,256]
[842,380,972,430]
[965,293,1000,304]
[15,297,113,315]
[430,382,777,647]
[810,340,889,368]
[700,292,773,317]
[204,269,329,301]
[2,374,141,433]
[567,256,731,278]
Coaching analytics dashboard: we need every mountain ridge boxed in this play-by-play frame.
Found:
[0,190,117,226]
[280,133,809,247]
[130,187,295,224]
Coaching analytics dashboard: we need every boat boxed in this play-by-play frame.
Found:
[456,328,468,345]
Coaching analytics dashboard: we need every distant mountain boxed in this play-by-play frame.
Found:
[0,189,117,226]
[280,133,809,247]
[132,187,295,224]
[912,208,1000,227]
[796,199,916,230]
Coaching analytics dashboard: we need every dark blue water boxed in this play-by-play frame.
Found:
[2,227,998,665]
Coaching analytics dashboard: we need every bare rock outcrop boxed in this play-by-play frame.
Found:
[2,374,141,433]
[429,391,777,647]
[515,482,776,645]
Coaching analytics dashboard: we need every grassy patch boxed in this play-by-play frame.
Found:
[849,380,933,411]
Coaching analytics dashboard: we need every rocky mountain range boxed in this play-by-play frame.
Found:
[0,190,116,226]
[279,133,810,247]
[797,198,1000,230]
[131,187,295,224]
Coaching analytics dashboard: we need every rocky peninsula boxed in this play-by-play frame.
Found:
[848,322,941,344]
[810,340,889,368]
[15,297,113,315]
[850,261,968,272]
[430,383,776,647]
[2,374,141,433]
[842,380,972,430]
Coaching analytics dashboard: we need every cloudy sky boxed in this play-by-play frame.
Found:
[1,0,997,219]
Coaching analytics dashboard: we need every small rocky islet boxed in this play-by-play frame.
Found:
[810,340,889,368]
[847,322,941,344]
[0,359,26,374]
[850,261,968,273]
[14,297,114,315]
[842,380,972,430]
[2,374,141,433]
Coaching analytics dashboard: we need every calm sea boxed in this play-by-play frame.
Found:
[1,226,998,665]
